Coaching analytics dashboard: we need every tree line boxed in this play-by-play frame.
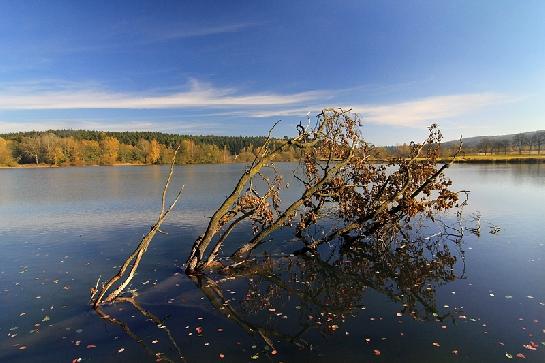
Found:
[473,131,545,155]
[0,130,302,166]
[2,128,544,167]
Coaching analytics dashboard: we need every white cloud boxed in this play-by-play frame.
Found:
[0,79,329,110]
[0,79,515,134]
[241,93,512,126]
[353,93,511,126]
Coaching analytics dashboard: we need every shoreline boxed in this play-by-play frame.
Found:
[2,155,545,169]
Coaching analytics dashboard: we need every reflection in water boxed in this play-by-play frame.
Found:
[96,297,185,363]
[97,217,473,362]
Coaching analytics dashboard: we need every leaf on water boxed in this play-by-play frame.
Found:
[373,349,381,356]
[523,341,538,351]
[196,326,204,334]
[18,346,27,350]
[219,353,225,359]
[86,344,96,349]
[515,353,526,359]
[72,358,82,363]
[42,315,50,322]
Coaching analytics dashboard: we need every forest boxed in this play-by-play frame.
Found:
[2,128,545,167]
[0,130,277,166]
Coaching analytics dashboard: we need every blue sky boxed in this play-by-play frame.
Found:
[0,1,544,144]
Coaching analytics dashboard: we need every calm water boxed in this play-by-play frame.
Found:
[0,164,544,362]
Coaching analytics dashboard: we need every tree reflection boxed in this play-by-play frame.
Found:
[193,216,471,350]
[96,215,476,361]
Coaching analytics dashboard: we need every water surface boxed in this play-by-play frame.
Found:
[1,164,544,362]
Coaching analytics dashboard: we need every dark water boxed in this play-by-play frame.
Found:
[0,164,544,362]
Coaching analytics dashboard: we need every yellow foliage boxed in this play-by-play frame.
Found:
[0,137,16,166]
[100,137,120,165]
[148,139,160,164]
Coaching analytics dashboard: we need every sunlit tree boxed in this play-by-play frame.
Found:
[0,137,16,166]
[100,136,120,165]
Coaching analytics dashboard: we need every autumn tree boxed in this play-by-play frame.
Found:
[59,137,83,165]
[18,136,42,164]
[81,140,101,165]
[100,136,120,165]
[136,138,163,164]
[118,143,138,163]
[0,137,16,166]
[148,139,161,164]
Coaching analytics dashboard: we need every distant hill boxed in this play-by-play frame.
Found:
[443,130,545,148]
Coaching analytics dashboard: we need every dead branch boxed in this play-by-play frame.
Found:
[92,146,184,307]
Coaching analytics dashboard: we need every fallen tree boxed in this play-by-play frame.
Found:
[185,108,461,274]
[92,107,463,307]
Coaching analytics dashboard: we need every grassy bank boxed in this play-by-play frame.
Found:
[444,153,545,163]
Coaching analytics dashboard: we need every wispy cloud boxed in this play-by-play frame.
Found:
[0,79,329,110]
[241,93,513,126]
[0,118,225,134]
[353,93,512,126]
[0,79,516,134]
[146,22,257,42]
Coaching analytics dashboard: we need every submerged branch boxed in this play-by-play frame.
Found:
[92,146,183,307]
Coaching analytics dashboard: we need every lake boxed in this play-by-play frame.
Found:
[1,163,544,362]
